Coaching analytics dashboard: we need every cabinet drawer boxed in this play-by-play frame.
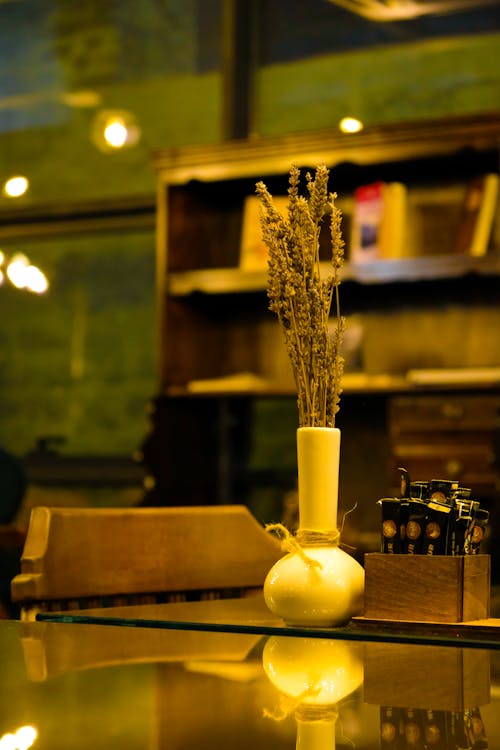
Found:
[390,395,500,433]
[390,439,497,492]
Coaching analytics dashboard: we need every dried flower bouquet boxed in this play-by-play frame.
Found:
[256,164,345,428]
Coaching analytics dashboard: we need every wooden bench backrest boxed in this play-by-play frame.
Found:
[11,505,281,615]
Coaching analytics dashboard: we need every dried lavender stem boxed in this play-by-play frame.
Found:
[257,165,345,428]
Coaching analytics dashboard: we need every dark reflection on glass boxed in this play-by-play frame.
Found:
[368,643,491,750]
[380,706,487,750]
[262,637,493,750]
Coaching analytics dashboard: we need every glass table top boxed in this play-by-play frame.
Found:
[36,592,500,650]
[2,615,500,750]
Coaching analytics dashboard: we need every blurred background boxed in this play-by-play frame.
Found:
[0,0,498,532]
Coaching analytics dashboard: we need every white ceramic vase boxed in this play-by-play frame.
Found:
[263,426,364,627]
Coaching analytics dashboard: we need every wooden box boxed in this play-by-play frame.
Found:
[363,553,490,623]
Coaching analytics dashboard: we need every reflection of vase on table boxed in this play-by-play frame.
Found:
[262,635,364,750]
[256,165,364,627]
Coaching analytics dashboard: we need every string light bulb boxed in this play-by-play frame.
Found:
[5,253,49,294]
[6,253,30,288]
[91,110,141,152]
[103,117,129,148]
[339,116,364,134]
[14,726,38,750]
[3,175,29,198]
[0,725,38,750]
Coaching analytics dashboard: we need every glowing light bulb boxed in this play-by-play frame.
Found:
[6,253,30,288]
[5,253,49,293]
[104,118,128,148]
[0,733,17,749]
[339,117,364,134]
[25,265,49,294]
[92,109,140,152]
[15,725,38,750]
[0,250,4,265]
[3,176,29,198]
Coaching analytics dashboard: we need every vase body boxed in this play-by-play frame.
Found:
[263,427,364,627]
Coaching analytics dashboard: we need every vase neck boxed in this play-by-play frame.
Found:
[297,427,340,531]
[296,717,337,750]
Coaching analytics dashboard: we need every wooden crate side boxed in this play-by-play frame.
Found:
[463,554,490,621]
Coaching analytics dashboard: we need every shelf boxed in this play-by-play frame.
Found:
[168,254,500,297]
[24,454,145,487]
[153,112,500,185]
[169,267,267,296]
[167,372,410,397]
[164,370,500,398]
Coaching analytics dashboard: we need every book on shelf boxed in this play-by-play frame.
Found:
[239,195,288,272]
[350,181,407,263]
[455,173,499,257]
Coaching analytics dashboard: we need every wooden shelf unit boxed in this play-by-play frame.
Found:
[145,113,500,543]
[168,255,500,298]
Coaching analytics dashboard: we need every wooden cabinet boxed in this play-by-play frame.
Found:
[388,394,500,498]
[143,114,500,530]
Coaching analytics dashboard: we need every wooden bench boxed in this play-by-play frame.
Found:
[11,505,282,620]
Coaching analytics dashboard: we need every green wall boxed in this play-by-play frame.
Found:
[257,33,500,134]
[0,230,155,456]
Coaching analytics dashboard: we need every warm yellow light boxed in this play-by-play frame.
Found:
[92,109,140,152]
[339,117,364,134]
[0,250,4,265]
[103,118,128,148]
[5,253,49,293]
[0,733,17,750]
[6,253,30,288]
[15,725,38,750]
[0,270,4,286]
[3,175,29,198]
[25,265,49,294]
[0,726,37,750]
